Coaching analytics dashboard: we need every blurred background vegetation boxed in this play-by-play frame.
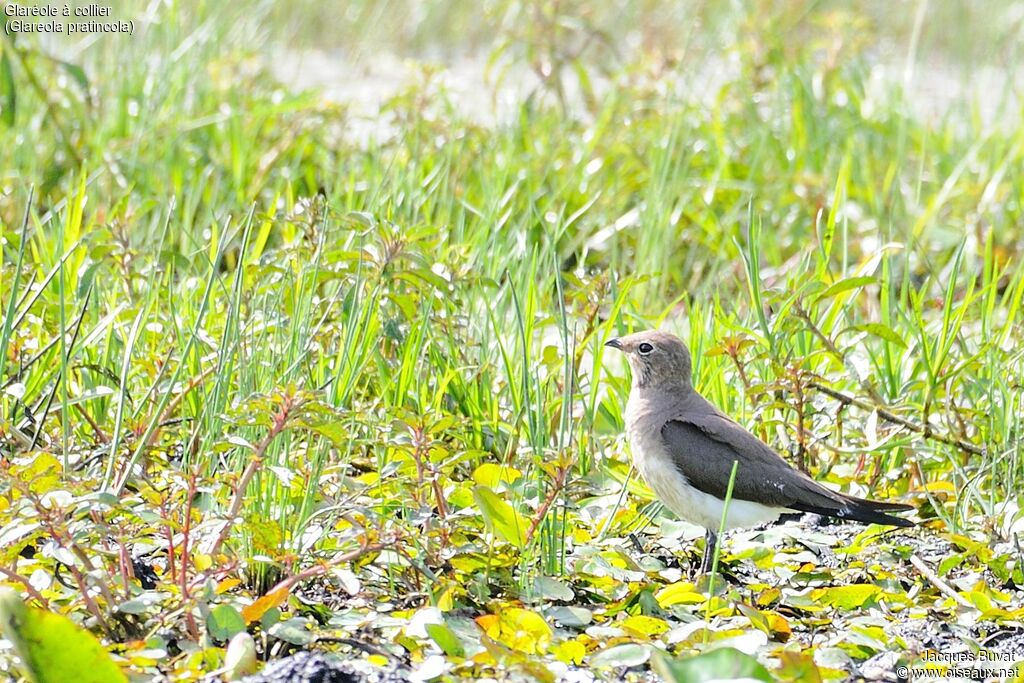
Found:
[1,0,1023,679]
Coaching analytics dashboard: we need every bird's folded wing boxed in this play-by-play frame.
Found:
[660,410,848,512]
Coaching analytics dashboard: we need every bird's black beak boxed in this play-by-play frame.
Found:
[605,338,622,350]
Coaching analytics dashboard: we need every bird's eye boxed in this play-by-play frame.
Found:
[638,342,654,355]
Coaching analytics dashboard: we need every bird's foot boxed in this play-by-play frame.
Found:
[690,529,741,586]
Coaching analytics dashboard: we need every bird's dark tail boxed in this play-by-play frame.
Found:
[794,494,915,528]
[836,494,915,528]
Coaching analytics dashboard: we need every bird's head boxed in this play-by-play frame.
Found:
[605,330,693,390]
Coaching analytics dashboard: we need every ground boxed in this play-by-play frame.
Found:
[0,1,1023,682]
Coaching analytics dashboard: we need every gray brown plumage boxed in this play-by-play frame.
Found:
[606,329,913,572]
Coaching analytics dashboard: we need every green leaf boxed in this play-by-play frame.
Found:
[473,485,527,549]
[813,276,876,302]
[547,606,592,627]
[0,588,128,683]
[652,647,774,683]
[306,420,348,446]
[819,149,851,272]
[850,323,907,348]
[267,617,316,645]
[206,604,246,641]
[426,622,465,658]
[0,49,15,128]
[225,632,258,680]
[115,599,150,615]
[938,553,964,576]
[77,261,101,299]
[260,607,282,631]
[590,643,650,667]
[533,576,574,602]
[812,584,882,609]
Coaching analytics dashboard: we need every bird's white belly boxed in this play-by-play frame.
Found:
[627,422,787,531]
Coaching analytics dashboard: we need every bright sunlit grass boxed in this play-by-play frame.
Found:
[1,1,1023,680]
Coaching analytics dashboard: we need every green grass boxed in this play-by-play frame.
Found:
[1,1,1023,681]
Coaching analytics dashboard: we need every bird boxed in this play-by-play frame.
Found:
[605,329,914,574]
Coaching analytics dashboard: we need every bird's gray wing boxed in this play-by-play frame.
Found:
[661,407,914,526]
[659,409,848,512]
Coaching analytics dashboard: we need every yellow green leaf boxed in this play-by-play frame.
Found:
[366,654,390,667]
[473,485,528,549]
[620,614,670,638]
[812,584,882,609]
[432,583,456,612]
[656,582,705,607]
[756,587,781,606]
[481,607,552,654]
[552,639,586,665]
[426,622,464,657]
[814,276,877,302]
[0,588,128,683]
[967,591,993,612]
[737,603,771,635]
[11,453,61,495]
[472,463,521,488]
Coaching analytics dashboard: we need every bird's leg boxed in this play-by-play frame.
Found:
[698,529,717,575]
[628,532,646,555]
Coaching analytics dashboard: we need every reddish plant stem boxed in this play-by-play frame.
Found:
[526,461,570,545]
[793,302,886,405]
[0,566,49,606]
[159,498,177,585]
[74,403,109,443]
[33,506,116,629]
[809,379,983,456]
[117,539,132,594]
[142,364,218,450]
[207,394,299,559]
[2,466,116,630]
[179,471,198,601]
